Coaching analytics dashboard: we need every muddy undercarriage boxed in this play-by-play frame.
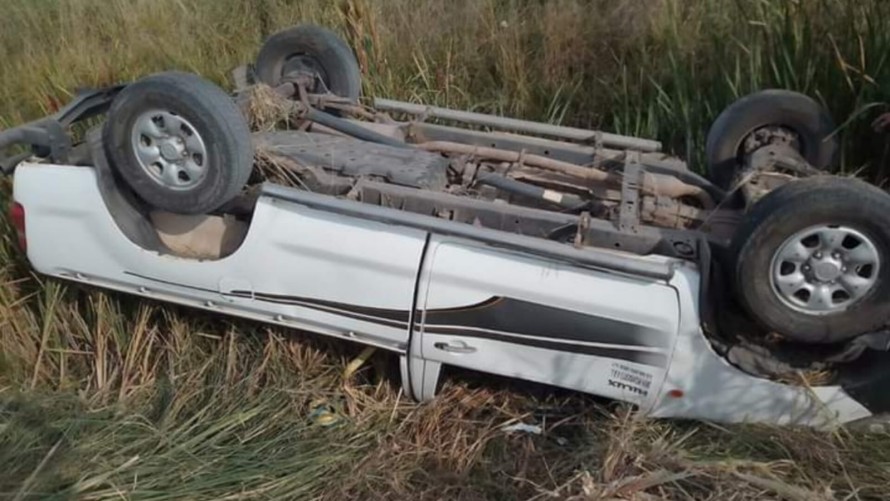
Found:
[243,75,825,273]
[251,129,712,260]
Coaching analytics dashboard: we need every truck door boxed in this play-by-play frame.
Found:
[416,236,681,407]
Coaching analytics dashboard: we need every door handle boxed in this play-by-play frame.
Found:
[434,341,477,354]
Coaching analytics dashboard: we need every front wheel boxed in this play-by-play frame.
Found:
[731,176,890,344]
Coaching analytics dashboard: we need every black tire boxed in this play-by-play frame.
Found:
[731,176,890,344]
[705,90,837,190]
[103,72,252,214]
[255,24,361,102]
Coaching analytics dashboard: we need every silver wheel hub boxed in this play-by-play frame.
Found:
[812,259,842,282]
[770,225,881,314]
[159,142,181,161]
[130,110,207,190]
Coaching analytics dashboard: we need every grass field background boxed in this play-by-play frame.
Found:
[2,0,890,499]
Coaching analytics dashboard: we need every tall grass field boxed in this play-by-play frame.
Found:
[1,0,890,499]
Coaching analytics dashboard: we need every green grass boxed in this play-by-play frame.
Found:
[3,0,890,176]
[2,0,890,498]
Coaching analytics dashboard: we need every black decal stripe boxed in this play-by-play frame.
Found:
[126,272,669,360]
[424,327,668,367]
[247,293,668,350]
[243,292,409,330]
[125,271,218,294]
[126,274,408,330]
[243,291,411,324]
[424,297,671,349]
[423,296,504,313]
[425,324,666,353]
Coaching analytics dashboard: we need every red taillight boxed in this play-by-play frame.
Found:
[667,389,684,399]
[9,202,26,253]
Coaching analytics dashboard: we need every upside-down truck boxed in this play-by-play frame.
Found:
[3,25,890,428]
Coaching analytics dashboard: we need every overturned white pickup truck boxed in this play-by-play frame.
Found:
[3,25,890,427]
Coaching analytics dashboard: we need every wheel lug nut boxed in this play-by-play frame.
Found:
[814,252,822,259]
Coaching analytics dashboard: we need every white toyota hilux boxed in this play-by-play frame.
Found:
[3,25,890,427]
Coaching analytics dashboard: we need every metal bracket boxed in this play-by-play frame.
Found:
[618,151,642,234]
[574,211,591,248]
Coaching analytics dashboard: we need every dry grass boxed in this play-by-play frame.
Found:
[2,278,890,498]
[242,83,300,132]
[2,0,890,499]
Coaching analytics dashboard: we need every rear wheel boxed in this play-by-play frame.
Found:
[731,176,890,343]
[103,72,253,214]
[255,24,361,102]
[705,90,837,190]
